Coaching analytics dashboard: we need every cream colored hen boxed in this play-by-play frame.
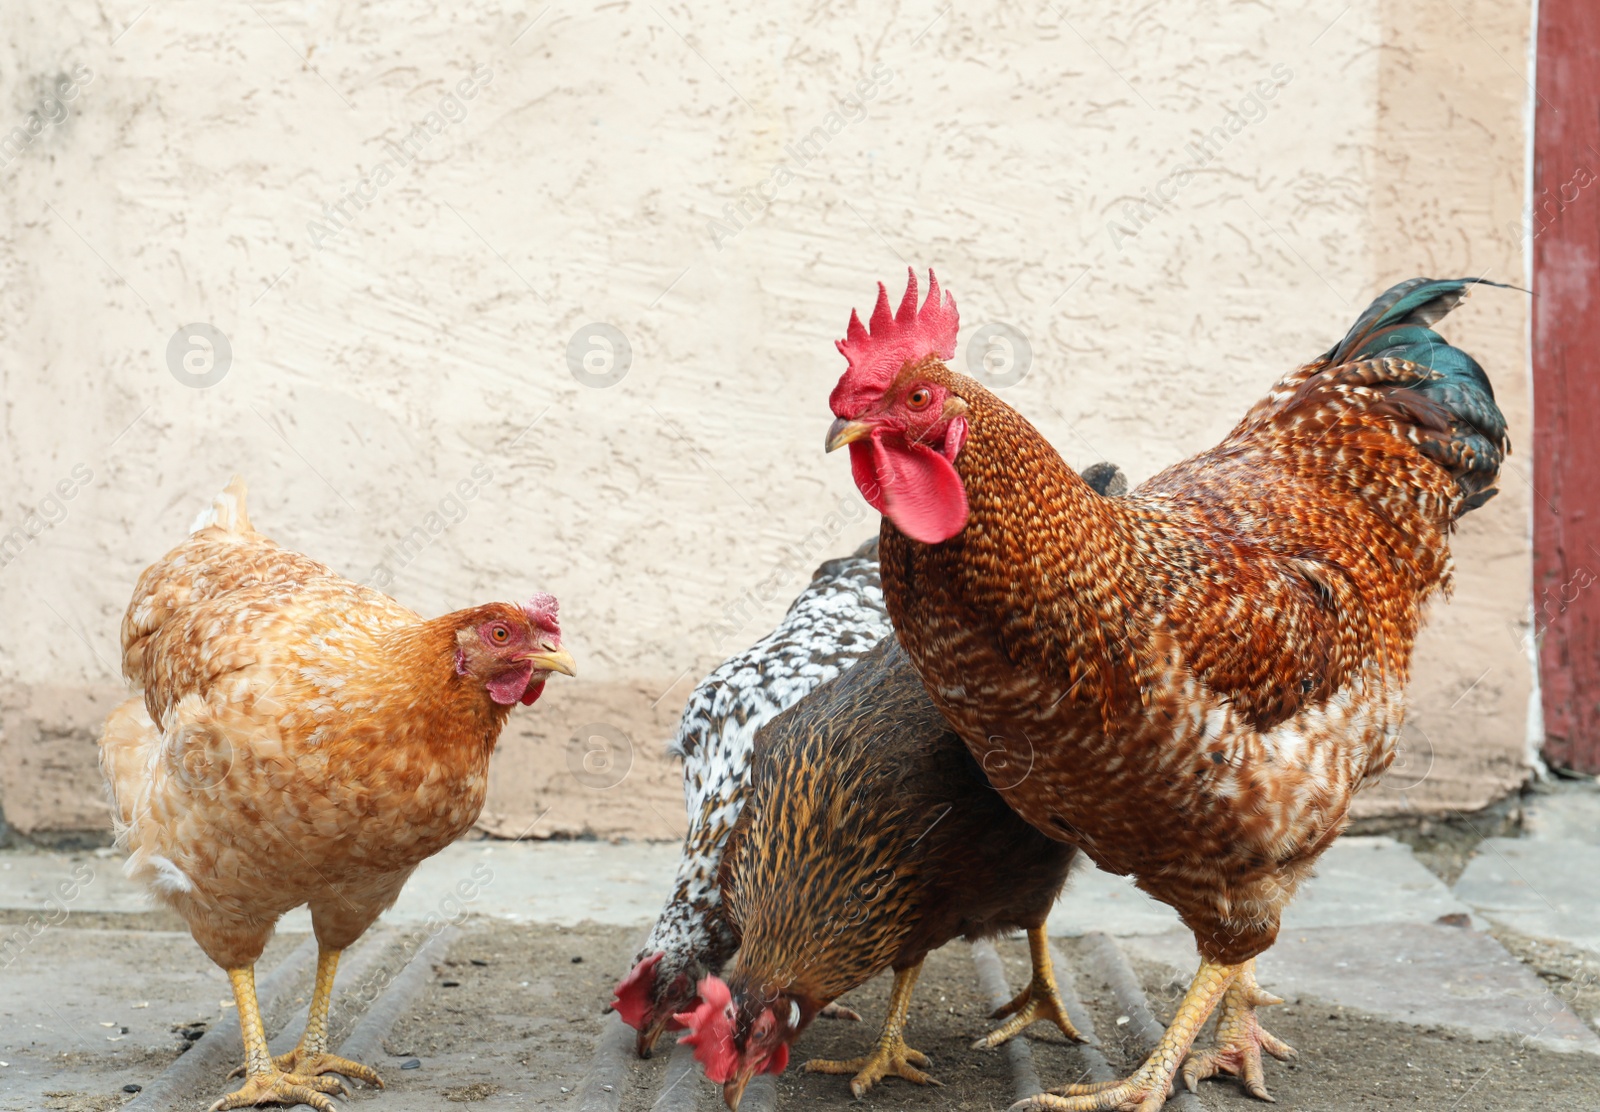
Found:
[101,478,574,1111]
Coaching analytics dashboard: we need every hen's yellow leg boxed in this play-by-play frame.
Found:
[211,967,345,1112]
[1013,958,1241,1112]
[1181,958,1295,1101]
[228,947,383,1088]
[805,962,944,1098]
[975,926,1085,1049]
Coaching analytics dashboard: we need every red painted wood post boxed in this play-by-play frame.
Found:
[1532,0,1600,772]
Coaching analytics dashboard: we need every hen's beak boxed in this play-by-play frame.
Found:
[637,1015,670,1059]
[723,1063,759,1111]
[526,647,577,677]
[825,416,874,453]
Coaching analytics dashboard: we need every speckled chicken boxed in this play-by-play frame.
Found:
[613,538,891,1055]
[99,478,574,1112]
[824,271,1509,1110]
[677,636,1082,1109]
[615,463,1128,1057]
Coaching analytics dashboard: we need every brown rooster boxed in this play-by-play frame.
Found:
[99,478,575,1111]
[677,635,1082,1109]
[824,271,1508,1110]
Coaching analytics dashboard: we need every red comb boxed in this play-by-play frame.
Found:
[523,592,560,634]
[830,268,960,418]
[674,975,740,1083]
[611,952,661,1030]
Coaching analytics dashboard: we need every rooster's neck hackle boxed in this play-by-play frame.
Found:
[885,366,1151,721]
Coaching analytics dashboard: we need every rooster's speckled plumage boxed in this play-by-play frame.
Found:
[826,271,1510,1109]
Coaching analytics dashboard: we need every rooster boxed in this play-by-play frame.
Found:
[99,478,575,1112]
[824,271,1508,1110]
[617,462,1128,1056]
[677,636,1082,1108]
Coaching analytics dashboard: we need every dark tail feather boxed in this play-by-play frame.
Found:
[1327,278,1515,515]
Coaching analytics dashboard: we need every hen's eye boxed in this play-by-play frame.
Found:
[490,625,510,643]
[907,387,932,410]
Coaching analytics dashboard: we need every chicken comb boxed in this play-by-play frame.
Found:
[830,268,960,418]
[674,975,740,1083]
[610,952,661,1030]
[523,592,560,634]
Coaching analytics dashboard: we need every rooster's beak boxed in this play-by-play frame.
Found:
[825,417,874,452]
[723,1063,758,1111]
[525,647,577,677]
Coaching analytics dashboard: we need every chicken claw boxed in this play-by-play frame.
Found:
[1013,957,1239,1112]
[208,1070,344,1112]
[805,1038,942,1098]
[272,1050,381,1088]
[805,964,942,1097]
[975,925,1085,1049]
[227,946,385,1091]
[1181,959,1296,1102]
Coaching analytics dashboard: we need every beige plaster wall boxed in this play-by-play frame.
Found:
[0,0,1535,838]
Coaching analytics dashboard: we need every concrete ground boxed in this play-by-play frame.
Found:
[2,782,1597,1112]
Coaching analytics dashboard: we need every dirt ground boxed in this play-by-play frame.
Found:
[17,917,1600,1112]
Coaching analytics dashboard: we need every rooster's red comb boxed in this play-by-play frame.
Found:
[830,268,960,418]
[523,592,559,634]
[674,975,740,1083]
[611,951,662,1030]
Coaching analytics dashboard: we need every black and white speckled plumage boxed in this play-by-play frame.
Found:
[635,536,892,1035]
[616,464,1127,1054]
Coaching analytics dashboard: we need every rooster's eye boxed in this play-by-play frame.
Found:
[907,387,932,410]
[490,625,510,643]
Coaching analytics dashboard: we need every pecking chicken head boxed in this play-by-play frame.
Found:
[676,974,807,1110]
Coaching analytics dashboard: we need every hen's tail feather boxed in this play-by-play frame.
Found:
[189,475,252,534]
[1323,278,1513,516]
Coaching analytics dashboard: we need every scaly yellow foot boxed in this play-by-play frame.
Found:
[975,925,1085,1049]
[209,1071,344,1112]
[227,946,384,1091]
[1181,959,1296,1102]
[211,966,345,1112]
[805,963,944,1098]
[1012,957,1241,1112]
[270,1049,382,1088]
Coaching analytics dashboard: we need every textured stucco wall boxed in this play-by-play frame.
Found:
[0,0,1535,838]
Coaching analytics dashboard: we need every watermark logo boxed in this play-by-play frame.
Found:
[167,324,232,388]
[1107,62,1294,252]
[567,722,634,789]
[0,463,94,572]
[1,63,93,170]
[965,322,1033,388]
[566,323,632,388]
[308,64,494,250]
[166,723,236,790]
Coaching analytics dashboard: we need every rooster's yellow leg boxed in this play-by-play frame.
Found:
[805,962,944,1098]
[226,947,383,1087]
[1181,958,1296,1101]
[1012,958,1241,1112]
[210,967,345,1112]
[975,926,1085,1049]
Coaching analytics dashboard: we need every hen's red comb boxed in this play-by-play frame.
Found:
[523,592,560,634]
[674,975,740,1083]
[830,268,960,418]
[611,952,661,1030]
